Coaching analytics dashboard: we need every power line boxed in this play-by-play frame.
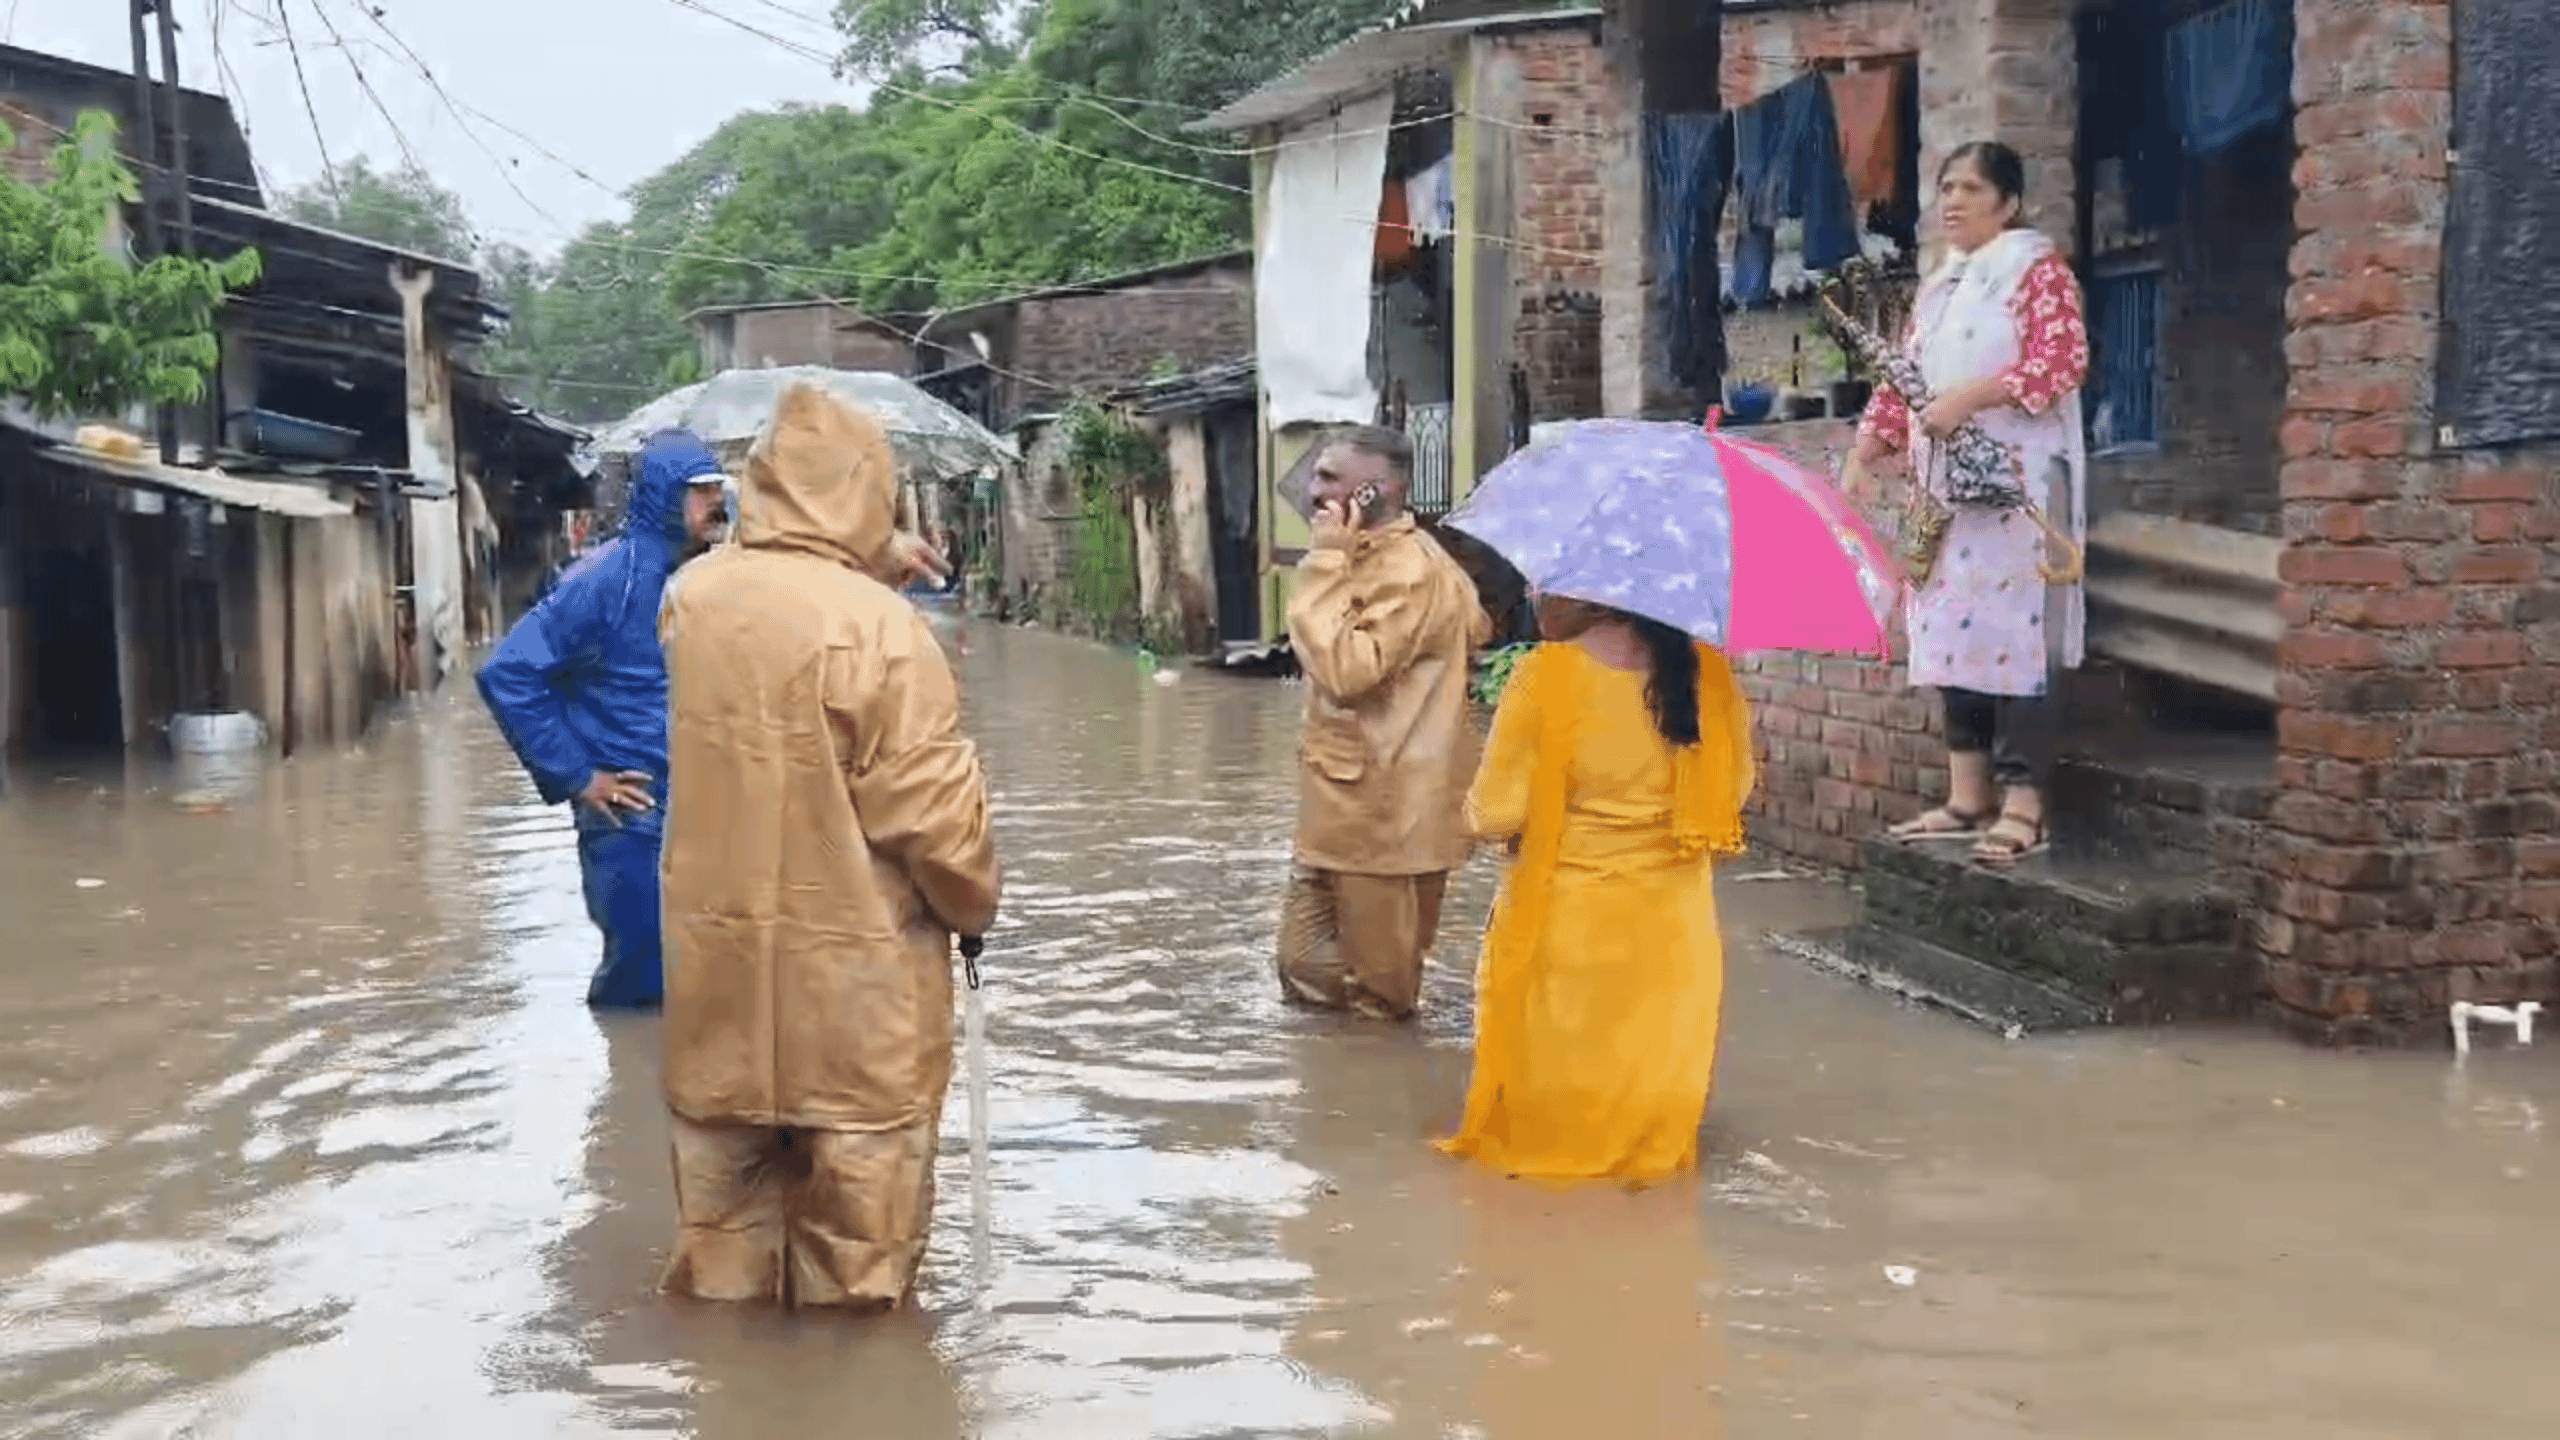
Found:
[302,0,436,183]
[344,0,576,237]
[662,0,1250,195]
[271,0,341,203]
[204,0,278,200]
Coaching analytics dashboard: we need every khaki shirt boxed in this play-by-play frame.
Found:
[1287,516,1491,876]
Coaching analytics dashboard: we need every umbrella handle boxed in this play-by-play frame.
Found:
[960,934,984,989]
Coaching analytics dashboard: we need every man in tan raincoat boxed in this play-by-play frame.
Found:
[655,380,1000,1309]
[1278,424,1491,1022]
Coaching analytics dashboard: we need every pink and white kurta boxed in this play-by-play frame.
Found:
[1859,228,2091,698]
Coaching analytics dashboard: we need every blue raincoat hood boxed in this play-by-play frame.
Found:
[625,429,722,544]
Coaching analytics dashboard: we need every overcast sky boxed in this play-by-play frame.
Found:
[9,0,867,254]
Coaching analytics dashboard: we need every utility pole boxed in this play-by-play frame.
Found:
[128,0,177,463]
[124,0,162,262]
[150,0,205,466]
[152,0,192,255]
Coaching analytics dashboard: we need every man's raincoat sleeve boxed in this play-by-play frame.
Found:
[830,614,1000,936]
[1289,536,1441,706]
[477,574,606,806]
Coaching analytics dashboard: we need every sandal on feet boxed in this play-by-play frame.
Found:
[1973,813,2047,866]
[1889,805,1995,840]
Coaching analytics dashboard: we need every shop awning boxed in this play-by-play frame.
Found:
[38,440,355,519]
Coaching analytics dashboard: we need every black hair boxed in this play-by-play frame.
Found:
[1939,140,2028,225]
[1631,614,1702,748]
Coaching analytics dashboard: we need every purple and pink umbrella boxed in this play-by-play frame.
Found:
[1444,418,1899,655]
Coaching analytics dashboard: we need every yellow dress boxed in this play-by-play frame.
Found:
[1436,641,1755,1183]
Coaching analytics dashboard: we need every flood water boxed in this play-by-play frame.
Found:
[2,623,2557,1438]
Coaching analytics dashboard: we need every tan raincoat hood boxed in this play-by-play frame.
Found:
[659,381,1000,1133]
[1288,516,1490,876]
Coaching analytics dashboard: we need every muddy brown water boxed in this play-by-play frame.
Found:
[2,624,2556,1438]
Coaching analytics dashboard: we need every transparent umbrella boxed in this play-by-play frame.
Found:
[589,367,1017,483]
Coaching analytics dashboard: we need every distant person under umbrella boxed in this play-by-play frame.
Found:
[477,430,729,1009]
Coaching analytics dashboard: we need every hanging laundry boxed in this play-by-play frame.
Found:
[2165,0,2291,158]
[1825,65,1903,210]
[1644,110,1731,394]
[1732,73,1862,305]
[1405,156,1456,243]
[1375,176,1415,270]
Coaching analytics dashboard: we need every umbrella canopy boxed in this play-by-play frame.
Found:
[1444,419,1898,655]
[590,367,1017,483]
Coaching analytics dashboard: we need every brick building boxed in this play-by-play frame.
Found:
[1203,0,1613,642]
[902,252,1254,625]
[686,300,914,376]
[910,252,1255,432]
[1591,0,2556,1045]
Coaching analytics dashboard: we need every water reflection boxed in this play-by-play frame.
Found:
[3,626,2560,1439]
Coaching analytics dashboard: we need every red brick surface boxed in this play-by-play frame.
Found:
[2269,0,2560,1042]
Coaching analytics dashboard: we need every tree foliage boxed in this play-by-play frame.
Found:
[276,156,480,262]
[404,0,1401,423]
[0,111,261,421]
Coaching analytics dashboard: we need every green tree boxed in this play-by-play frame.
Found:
[276,156,480,262]
[833,0,1017,77]
[0,111,260,420]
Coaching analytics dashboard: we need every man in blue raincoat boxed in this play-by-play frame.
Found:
[478,430,730,1009]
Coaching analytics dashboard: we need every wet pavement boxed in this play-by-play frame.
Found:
[2,623,2557,1438]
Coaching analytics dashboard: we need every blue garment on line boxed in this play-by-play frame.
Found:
[1731,73,1862,306]
[1644,110,1731,394]
[2165,0,2290,158]
[478,429,719,1008]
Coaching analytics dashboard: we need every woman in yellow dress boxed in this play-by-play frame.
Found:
[1436,597,1755,1184]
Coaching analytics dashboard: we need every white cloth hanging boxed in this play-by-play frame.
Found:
[1257,92,1394,427]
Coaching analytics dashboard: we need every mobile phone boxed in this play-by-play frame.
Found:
[1352,484,1382,522]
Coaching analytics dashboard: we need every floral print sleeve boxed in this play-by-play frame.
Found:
[1999,253,2090,417]
[1856,376,1913,453]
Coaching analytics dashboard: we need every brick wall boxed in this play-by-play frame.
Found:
[1009,261,1254,414]
[1490,25,1609,422]
[1918,0,2074,257]
[2263,0,2560,1042]
[1722,0,1918,107]
[720,306,911,373]
[998,418,1082,613]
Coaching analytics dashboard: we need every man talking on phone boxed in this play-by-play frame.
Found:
[1278,424,1492,1021]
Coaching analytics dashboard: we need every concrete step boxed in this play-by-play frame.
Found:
[2049,735,2272,868]
[1849,833,2256,1025]
[1772,926,2108,1034]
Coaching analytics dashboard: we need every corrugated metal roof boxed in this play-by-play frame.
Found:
[1113,358,1257,415]
[1194,4,1599,133]
[34,438,355,518]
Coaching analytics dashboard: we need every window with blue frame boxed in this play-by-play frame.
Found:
[2085,267,2162,450]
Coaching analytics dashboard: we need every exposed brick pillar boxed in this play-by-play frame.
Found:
[1598,0,1719,420]
[1914,0,2075,258]
[2268,0,2560,1042]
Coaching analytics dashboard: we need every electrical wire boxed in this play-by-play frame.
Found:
[272,0,342,202]
[663,0,1249,195]
[302,0,437,184]
[343,0,577,236]
[205,0,279,200]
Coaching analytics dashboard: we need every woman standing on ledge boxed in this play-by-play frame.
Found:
[1853,138,2091,867]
